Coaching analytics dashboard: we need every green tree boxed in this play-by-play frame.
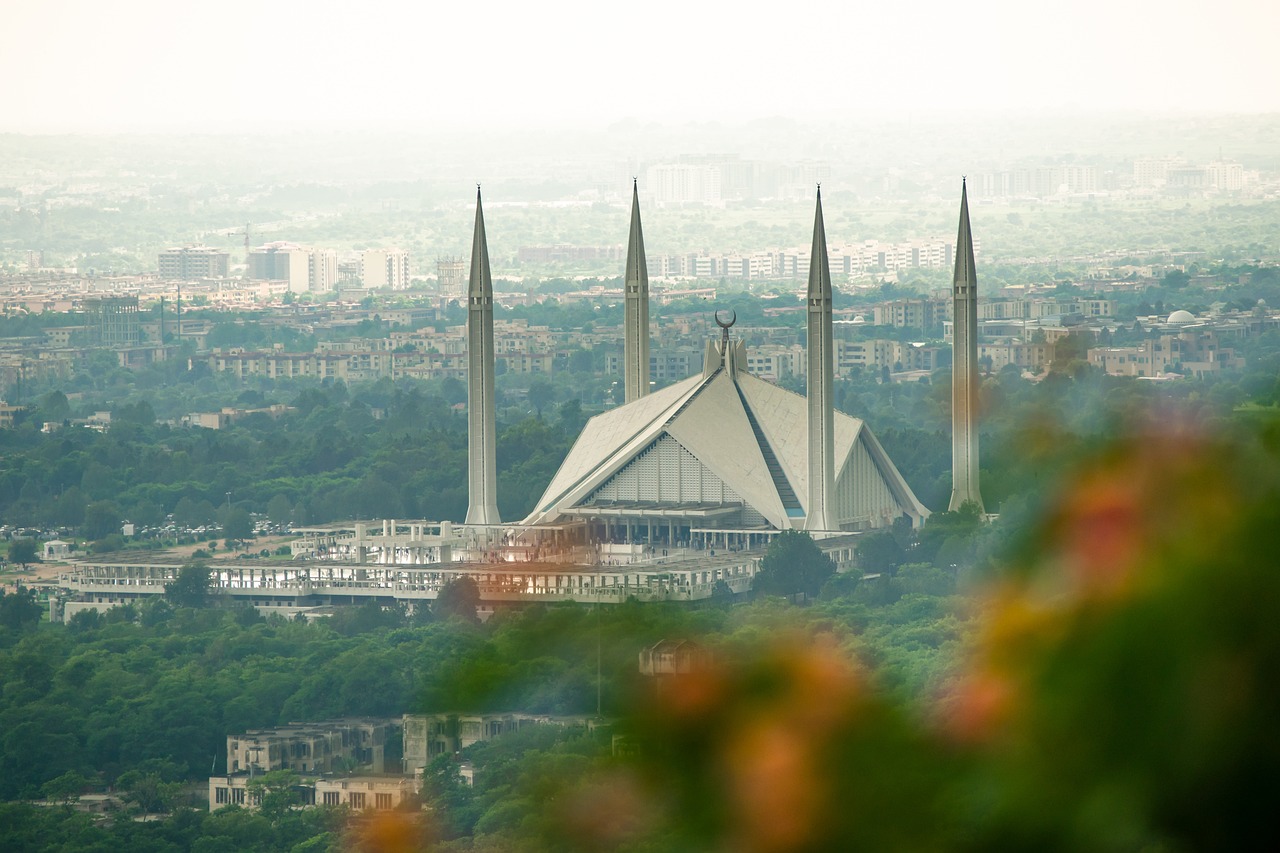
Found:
[221,506,254,543]
[82,500,122,539]
[266,494,293,526]
[41,770,95,806]
[435,576,480,623]
[116,770,181,816]
[246,770,302,823]
[165,563,213,608]
[527,378,555,420]
[0,586,43,632]
[856,532,904,573]
[37,390,71,423]
[752,530,835,600]
[8,539,38,569]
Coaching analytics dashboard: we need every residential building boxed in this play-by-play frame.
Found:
[361,249,410,289]
[873,298,948,330]
[645,164,722,205]
[248,243,311,293]
[1088,327,1244,378]
[159,246,230,279]
[978,341,1051,372]
[0,401,24,429]
[84,296,141,346]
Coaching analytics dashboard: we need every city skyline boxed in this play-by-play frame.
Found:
[3,0,1278,133]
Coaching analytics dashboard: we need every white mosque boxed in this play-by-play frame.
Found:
[57,182,981,616]
[462,182,932,554]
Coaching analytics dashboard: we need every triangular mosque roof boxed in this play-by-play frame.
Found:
[523,353,929,530]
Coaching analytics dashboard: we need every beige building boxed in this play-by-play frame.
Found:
[872,298,948,330]
[209,774,414,812]
[979,341,1052,373]
[208,349,351,381]
[159,246,230,279]
[835,339,950,376]
[1088,327,1243,378]
[402,713,597,774]
[360,249,410,289]
[0,401,24,429]
[248,243,311,293]
[227,719,394,777]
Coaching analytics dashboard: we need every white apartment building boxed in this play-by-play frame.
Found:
[248,242,330,294]
[361,249,411,289]
[645,164,722,205]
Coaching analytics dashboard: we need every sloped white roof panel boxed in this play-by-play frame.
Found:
[666,369,788,528]
[734,371,864,513]
[522,352,930,531]
[522,373,705,524]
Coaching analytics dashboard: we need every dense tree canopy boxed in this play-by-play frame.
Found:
[752,530,835,599]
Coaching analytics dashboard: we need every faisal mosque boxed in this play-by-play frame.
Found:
[54,181,985,616]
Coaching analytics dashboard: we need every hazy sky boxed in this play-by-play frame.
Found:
[4,0,1278,132]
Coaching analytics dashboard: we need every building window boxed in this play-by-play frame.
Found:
[323,791,340,806]
[349,792,366,809]
[216,787,229,804]
[232,788,246,804]
[375,793,393,810]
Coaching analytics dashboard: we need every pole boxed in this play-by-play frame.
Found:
[596,603,602,719]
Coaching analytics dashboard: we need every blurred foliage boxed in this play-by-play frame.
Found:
[405,420,1280,852]
[6,406,1280,849]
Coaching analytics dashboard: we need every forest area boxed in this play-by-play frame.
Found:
[3,329,1280,848]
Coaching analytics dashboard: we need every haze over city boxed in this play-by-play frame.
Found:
[5,0,1279,133]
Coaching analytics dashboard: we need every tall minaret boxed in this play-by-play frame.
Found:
[805,187,836,532]
[623,179,650,404]
[949,179,984,513]
[465,187,501,525]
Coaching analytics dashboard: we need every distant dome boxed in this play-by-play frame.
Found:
[1167,309,1196,324]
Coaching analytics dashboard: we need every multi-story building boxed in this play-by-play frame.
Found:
[645,164,722,205]
[744,343,805,381]
[836,339,896,374]
[973,165,1097,198]
[872,298,948,330]
[83,296,141,346]
[208,349,352,381]
[605,346,705,384]
[835,339,950,376]
[209,775,414,812]
[1205,161,1245,191]
[1088,327,1244,378]
[361,249,410,289]
[402,713,596,774]
[226,719,395,777]
[1133,157,1182,188]
[978,341,1051,373]
[158,246,230,279]
[436,256,467,299]
[308,248,338,292]
[247,242,312,293]
[0,401,24,429]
